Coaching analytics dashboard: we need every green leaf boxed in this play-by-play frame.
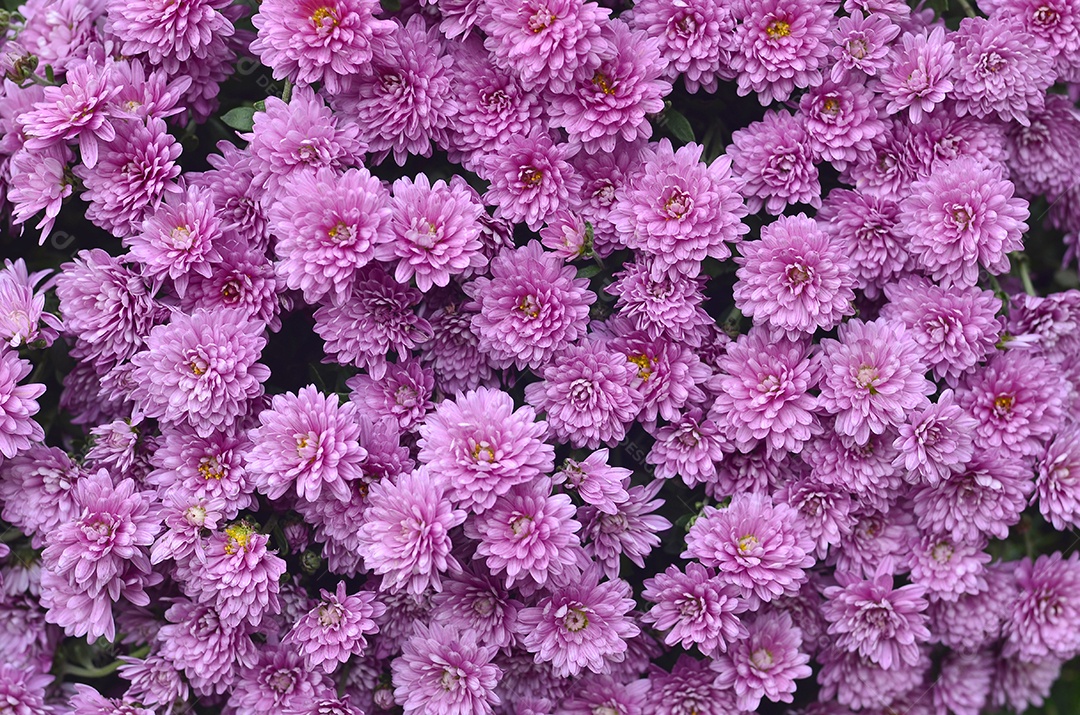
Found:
[221,106,256,132]
[576,264,602,280]
[664,109,695,143]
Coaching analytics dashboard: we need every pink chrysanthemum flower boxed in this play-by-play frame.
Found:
[375,174,486,292]
[392,622,502,715]
[148,426,253,518]
[728,0,833,104]
[892,389,977,486]
[7,144,73,241]
[956,350,1065,458]
[642,562,748,656]
[246,385,369,503]
[606,259,712,347]
[711,610,812,711]
[312,266,432,379]
[879,27,956,123]
[816,188,909,298]
[118,652,190,710]
[733,213,855,334]
[547,22,670,155]
[284,582,385,673]
[251,0,394,94]
[648,656,739,715]
[482,0,610,94]
[830,11,901,83]
[683,492,815,605]
[908,532,991,602]
[229,644,334,714]
[1037,424,1080,530]
[728,109,821,214]
[627,0,736,93]
[710,326,819,456]
[465,478,583,589]
[151,491,225,565]
[0,664,53,715]
[951,16,1055,126]
[816,643,930,711]
[1005,552,1080,662]
[605,328,710,424]
[552,449,631,515]
[347,359,434,433]
[0,346,46,459]
[611,139,748,279]
[480,129,581,231]
[525,341,644,449]
[515,566,640,677]
[431,566,522,650]
[418,387,553,512]
[464,241,593,370]
[126,184,223,297]
[269,166,392,306]
[822,569,931,670]
[357,469,466,596]
[181,248,282,331]
[578,478,672,578]
[130,309,269,437]
[799,78,887,165]
[20,63,119,169]
[107,0,234,70]
[647,408,727,486]
[157,599,258,697]
[816,318,934,445]
[73,117,183,238]
[0,445,82,546]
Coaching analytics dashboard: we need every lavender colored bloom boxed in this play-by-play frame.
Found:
[776,475,856,560]
[347,359,433,433]
[799,78,887,165]
[830,11,901,82]
[431,566,522,650]
[880,276,1002,383]
[392,622,501,715]
[7,145,73,241]
[647,657,739,715]
[552,449,631,515]
[525,341,644,450]
[466,478,583,589]
[711,610,812,710]
[0,346,45,459]
[68,684,154,715]
[559,676,649,715]
[480,129,581,231]
[992,652,1064,713]
[107,0,232,70]
[951,17,1055,126]
[1037,424,1080,530]
[606,259,713,347]
[246,386,369,503]
[0,664,54,715]
[130,308,269,437]
[900,156,1029,288]
[285,582,384,673]
[627,0,735,92]
[817,318,934,445]
[642,562,747,655]
[418,387,553,513]
[20,62,119,169]
[816,189,907,296]
[816,643,930,711]
[1007,94,1080,199]
[0,446,81,547]
[683,492,815,604]
[605,328,710,424]
[908,532,990,601]
[420,291,495,395]
[728,110,821,214]
[151,491,224,565]
[579,479,671,578]
[647,409,727,486]
[879,27,956,123]
[229,645,334,714]
[313,266,432,379]
[357,469,466,596]
[929,562,1015,651]
[157,599,258,697]
[147,427,253,518]
[118,651,190,710]
[611,139,748,279]
[1006,552,1080,662]
[728,0,833,104]
[892,389,977,486]
[181,248,281,331]
[269,165,392,306]
[515,566,640,677]
[250,0,394,94]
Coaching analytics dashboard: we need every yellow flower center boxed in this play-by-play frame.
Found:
[528,6,556,32]
[198,455,224,481]
[592,71,617,96]
[517,294,541,318]
[563,607,589,632]
[473,442,496,463]
[766,19,790,38]
[520,166,544,187]
[737,534,759,553]
[311,6,339,28]
[628,353,652,381]
[994,393,1015,413]
[224,523,255,555]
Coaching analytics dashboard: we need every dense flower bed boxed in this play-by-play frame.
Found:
[2,0,1080,713]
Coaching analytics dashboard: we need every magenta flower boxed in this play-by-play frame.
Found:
[892,389,977,486]
[391,622,502,715]
[480,129,581,231]
[130,308,270,438]
[1006,552,1080,662]
[157,599,259,697]
[431,566,522,650]
[711,610,812,710]
[229,644,334,714]
[647,408,727,486]
[728,109,820,214]
[285,582,385,673]
[879,27,956,123]
[0,664,54,715]
[0,346,45,459]
[347,359,433,433]
[816,189,908,298]
[1037,424,1080,530]
[799,78,887,165]
[606,259,713,346]
[776,475,856,560]
[830,11,900,83]
[908,532,991,602]
[148,427,253,518]
[552,449,632,515]
[107,0,234,70]
[628,0,736,93]
[579,478,671,578]
[642,562,748,655]
[0,445,82,546]
[7,145,73,241]
[20,63,119,169]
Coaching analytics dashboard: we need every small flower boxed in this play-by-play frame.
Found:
[284,582,385,673]
[711,610,813,711]
[728,110,821,214]
[892,389,978,486]
[642,562,748,655]
[551,449,632,515]
[480,129,581,231]
[1005,552,1080,662]
[879,27,956,123]
[391,622,502,715]
[0,346,46,459]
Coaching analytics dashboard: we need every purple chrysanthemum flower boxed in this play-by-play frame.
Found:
[269,165,392,306]
[815,188,908,297]
[647,656,739,715]
[892,389,977,486]
[347,359,433,433]
[420,292,495,396]
[647,408,727,486]
[156,599,258,697]
[683,492,815,605]
[559,676,649,715]
[710,326,819,455]
[816,643,930,711]
[929,562,1015,652]
[229,644,334,714]
[822,568,930,670]
[775,475,856,560]
[465,478,583,589]
[992,651,1064,714]
[734,214,855,334]
[431,566,522,650]
[357,469,466,596]
[130,308,269,437]
[250,0,394,94]
[0,663,51,715]
[150,490,224,565]
[464,241,593,370]
[547,21,670,155]
[986,0,1080,63]
[1006,552,1080,662]
[611,139,748,279]
[180,246,281,330]
[284,582,384,673]
[73,117,183,237]
[728,0,833,104]
[118,653,191,711]
[1007,94,1080,199]
[107,0,233,69]
[68,684,154,715]
[552,449,632,515]
[525,341,644,449]
[515,566,640,677]
[817,318,934,445]
[642,562,747,655]
[728,110,821,214]
[417,386,553,513]
[605,328,710,424]
[312,266,432,379]
[391,622,502,715]
[0,346,46,459]
[951,17,1055,126]
[908,532,990,602]
[480,129,581,231]
[799,78,887,165]
[830,11,901,83]
[0,445,81,546]
[711,610,812,711]
[147,426,253,518]
[804,428,905,512]
[606,259,713,347]
[246,385,369,503]
[579,478,672,578]
[879,27,955,123]
[1037,424,1080,530]
[880,276,1002,383]
[7,144,73,241]
[956,350,1065,458]
[20,62,119,169]
[627,0,736,93]
[481,0,610,94]
[900,156,1028,287]
[374,174,486,292]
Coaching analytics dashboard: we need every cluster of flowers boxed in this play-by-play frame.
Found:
[3,0,1080,712]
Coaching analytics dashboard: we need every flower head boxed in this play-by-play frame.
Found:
[285,582,385,673]
[391,622,502,715]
